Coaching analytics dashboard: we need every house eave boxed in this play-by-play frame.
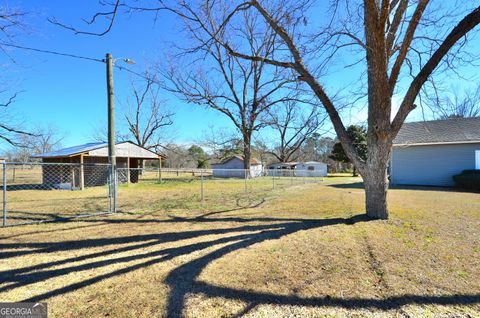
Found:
[393,140,480,147]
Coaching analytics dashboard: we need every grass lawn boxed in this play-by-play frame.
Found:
[2,172,324,225]
[0,176,479,317]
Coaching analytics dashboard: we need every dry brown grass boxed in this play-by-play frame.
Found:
[0,177,479,317]
[2,174,322,224]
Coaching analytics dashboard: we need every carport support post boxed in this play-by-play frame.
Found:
[127,157,131,185]
[2,162,6,226]
[79,154,84,190]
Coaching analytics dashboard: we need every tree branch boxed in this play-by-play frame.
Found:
[391,5,480,136]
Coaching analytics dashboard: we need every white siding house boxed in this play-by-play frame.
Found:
[295,161,328,177]
[212,155,263,178]
[267,162,297,176]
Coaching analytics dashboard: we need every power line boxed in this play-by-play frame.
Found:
[114,65,163,86]
[0,41,162,85]
[0,41,104,63]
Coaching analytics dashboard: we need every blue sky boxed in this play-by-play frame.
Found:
[1,1,479,152]
[1,0,227,149]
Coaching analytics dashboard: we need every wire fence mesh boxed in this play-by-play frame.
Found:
[1,163,326,226]
[1,162,112,226]
[115,167,325,213]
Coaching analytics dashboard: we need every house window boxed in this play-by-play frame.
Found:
[476,150,480,169]
[308,166,315,171]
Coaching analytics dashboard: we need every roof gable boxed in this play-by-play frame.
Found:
[393,117,480,145]
[213,155,262,165]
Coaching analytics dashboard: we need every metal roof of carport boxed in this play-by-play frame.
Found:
[32,141,162,159]
[33,142,108,158]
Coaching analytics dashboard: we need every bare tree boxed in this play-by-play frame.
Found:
[5,125,64,162]
[426,84,480,119]
[123,73,174,152]
[48,3,298,171]
[26,125,64,154]
[252,136,276,165]
[88,73,174,152]
[0,5,26,48]
[159,3,299,171]
[89,122,127,144]
[200,126,243,161]
[265,101,325,163]
[162,144,198,169]
[0,92,33,146]
[199,0,480,219]
[49,1,480,219]
[0,5,33,146]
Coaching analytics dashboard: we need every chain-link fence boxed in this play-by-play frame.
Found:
[114,167,325,214]
[1,163,325,226]
[1,162,112,226]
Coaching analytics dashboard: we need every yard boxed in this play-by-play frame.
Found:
[0,176,479,317]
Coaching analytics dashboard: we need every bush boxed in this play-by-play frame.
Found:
[453,170,480,190]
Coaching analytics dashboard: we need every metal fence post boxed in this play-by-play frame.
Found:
[3,162,6,227]
[108,164,117,213]
[272,172,275,189]
[108,168,112,214]
[200,170,204,201]
[114,166,118,213]
[244,169,248,193]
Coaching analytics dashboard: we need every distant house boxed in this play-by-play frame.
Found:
[268,161,328,177]
[211,155,263,178]
[391,117,480,187]
[267,162,298,176]
[295,161,328,177]
[33,141,163,189]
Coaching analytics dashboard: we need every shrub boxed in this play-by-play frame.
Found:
[453,170,480,190]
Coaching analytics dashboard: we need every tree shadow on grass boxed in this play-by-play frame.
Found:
[0,213,479,316]
[328,182,479,193]
[0,197,266,239]
[328,182,365,189]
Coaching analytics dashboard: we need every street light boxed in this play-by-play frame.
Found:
[104,53,136,213]
[123,58,136,65]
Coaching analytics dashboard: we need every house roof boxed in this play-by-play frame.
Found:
[33,141,162,159]
[301,161,327,165]
[268,162,298,167]
[393,117,480,145]
[212,155,262,166]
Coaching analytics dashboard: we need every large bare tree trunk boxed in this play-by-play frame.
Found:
[361,1,393,219]
[243,134,252,175]
[363,140,391,219]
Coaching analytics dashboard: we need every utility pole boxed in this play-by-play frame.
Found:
[106,53,116,212]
